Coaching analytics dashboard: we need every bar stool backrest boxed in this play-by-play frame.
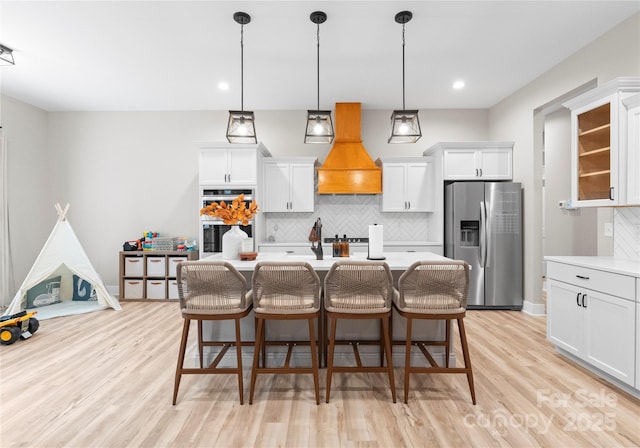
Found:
[324,260,394,312]
[252,261,321,313]
[177,261,249,314]
[397,260,470,313]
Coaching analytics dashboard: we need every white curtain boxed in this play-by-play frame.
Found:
[0,128,14,310]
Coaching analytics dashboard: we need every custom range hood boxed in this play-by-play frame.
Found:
[317,102,382,194]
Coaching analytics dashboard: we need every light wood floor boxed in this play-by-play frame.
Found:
[1,302,638,448]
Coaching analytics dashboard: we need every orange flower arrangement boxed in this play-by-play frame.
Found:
[200,194,259,226]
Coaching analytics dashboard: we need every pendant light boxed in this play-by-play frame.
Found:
[388,11,421,144]
[0,44,15,65]
[304,11,334,144]
[227,12,257,144]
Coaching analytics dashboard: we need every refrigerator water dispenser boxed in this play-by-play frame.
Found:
[460,221,479,246]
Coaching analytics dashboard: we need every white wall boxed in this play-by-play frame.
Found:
[543,108,598,258]
[4,106,487,290]
[1,95,49,302]
[488,12,640,308]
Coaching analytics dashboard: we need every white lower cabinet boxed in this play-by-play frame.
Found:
[637,279,640,389]
[547,261,636,387]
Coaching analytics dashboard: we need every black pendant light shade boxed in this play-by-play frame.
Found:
[227,12,257,144]
[305,110,334,143]
[226,110,257,143]
[305,11,334,144]
[389,11,421,144]
[0,44,15,66]
[389,110,421,144]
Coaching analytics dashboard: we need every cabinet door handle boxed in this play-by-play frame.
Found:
[581,294,587,308]
[407,201,411,210]
[480,168,483,177]
[475,168,479,177]
[576,292,582,307]
[576,275,589,280]
[609,187,614,200]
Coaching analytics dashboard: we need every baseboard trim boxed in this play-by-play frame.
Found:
[522,300,546,316]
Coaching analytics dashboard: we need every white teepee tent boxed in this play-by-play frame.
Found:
[4,203,121,318]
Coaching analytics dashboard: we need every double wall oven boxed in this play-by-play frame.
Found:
[199,188,254,257]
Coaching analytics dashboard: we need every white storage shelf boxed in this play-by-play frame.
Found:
[119,251,198,301]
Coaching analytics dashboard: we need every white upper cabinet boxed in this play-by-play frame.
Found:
[623,93,640,205]
[425,142,513,181]
[262,158,316,212]
[199,143,270,186]
[381,158,433,212]
[563,77,640,207]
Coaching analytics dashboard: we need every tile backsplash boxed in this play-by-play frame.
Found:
[263,194,432,243]
[614,207,640,260]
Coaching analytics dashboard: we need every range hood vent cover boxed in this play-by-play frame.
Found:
[317,102,382,194]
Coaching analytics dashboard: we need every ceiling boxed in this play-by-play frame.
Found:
[1,1,638,112]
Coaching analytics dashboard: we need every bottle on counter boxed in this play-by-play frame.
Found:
[332,234,340,257]
[341,234,350,257]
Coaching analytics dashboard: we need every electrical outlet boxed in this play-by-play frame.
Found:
[604,222,613,237]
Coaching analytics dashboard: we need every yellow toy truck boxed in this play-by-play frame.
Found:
[0,311,39,345]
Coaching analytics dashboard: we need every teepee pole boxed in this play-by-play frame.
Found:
[55,203,70,221]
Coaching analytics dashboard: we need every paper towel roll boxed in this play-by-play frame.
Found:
[368,224,385,260]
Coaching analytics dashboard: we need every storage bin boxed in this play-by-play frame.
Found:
[168,280,180,299]
[123,280,144,299]
[124,257,144,277]
[146,256,166,277]
[168,256,188,277]
[146,280,167,299]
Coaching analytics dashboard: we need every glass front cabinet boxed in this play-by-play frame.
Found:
[564,77,640,207]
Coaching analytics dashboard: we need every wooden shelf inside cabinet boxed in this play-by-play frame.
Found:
[119,250,199,302]
[576,102,612,201]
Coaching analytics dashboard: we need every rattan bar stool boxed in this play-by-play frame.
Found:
[173,261,252,405]
[394,260,476,404]
[324,260,396,403]
[249,261,322,404]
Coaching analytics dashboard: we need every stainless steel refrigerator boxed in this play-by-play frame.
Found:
[445,182,523,309]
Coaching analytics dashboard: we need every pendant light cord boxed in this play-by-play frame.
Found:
[240,24,244,111]
[402,23,406,111]
[316,23,320,111]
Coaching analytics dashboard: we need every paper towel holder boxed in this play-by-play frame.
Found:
[367,223,386,260]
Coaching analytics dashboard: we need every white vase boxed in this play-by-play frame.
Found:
[221,225,248,260]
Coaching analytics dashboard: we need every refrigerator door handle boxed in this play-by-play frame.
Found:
[480,201,487,268]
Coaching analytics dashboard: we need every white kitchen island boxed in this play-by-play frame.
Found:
[199,251,457,367]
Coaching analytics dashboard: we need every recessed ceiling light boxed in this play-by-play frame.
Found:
[218,82,230,91]
[453,80,465,90]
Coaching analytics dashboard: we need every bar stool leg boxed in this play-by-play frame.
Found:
[445,319,451,368]
[381,314,396,403]
[404,316,413,404]
[198,320,204,368]
[325,315,337,403]
[249,317,265,405]
[173,318,191,405]
[458,317,476,405]
[234,317,244,404]
[308,317,320,405]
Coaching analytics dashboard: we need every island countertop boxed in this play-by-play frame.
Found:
[202,251,450,271]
